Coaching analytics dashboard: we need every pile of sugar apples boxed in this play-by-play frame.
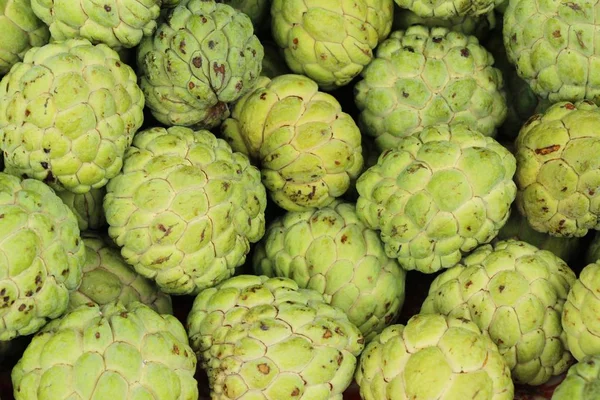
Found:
[2,0,600,399]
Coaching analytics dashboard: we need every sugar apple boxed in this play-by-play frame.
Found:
[137,0,264,129]
[30,0,161,49]
[421,240,577,385]
[494,205,581,264]
[355,26,507,151]
[0,38,145,194]
[503,0,600,104]
[270,0,393,90]
[252,200,406,341]
[103,126,267,295]
[56,187,106,232]
[515,101,600,238]
[11,301,198,400]
[68,234,172,314]
[552,355,600,400]
[221,74,364,212]
[355,313,514,400]
[0,173,85,341]
[356,123,516,273]
[186,275,364,400]
[0,0,49,76]
[562,262,600,361]
[393,0,498,18]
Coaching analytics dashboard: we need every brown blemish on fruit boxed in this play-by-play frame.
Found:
[257,363,270,374]
[534,144,560,155]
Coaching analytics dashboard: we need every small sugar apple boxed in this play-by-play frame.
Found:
[270,0,393,90]
[0,173,85,341]
[186,275,364,400]
[11,301,198,400]
[221,74,363,212]
[68,234,172,314]
[515,101,600,237]
[0,38,144,194]
[31,0,161,49]
[421,240,577,385]
[137,0,264,129]
[552,355,600,400]
[355,25,507,151]
[356,123,516,273]
[103,126,267,295]
[355,313,514,400]
[503,0,600,104]
[0,0,49,75]
[393,0,498,18]
[56,188,106,231]
[253,200,406,341]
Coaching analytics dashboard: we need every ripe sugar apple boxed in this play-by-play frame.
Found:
[30,0,161,49]
[68,234,172,314]
[355,313,514,400]
[270,0,393,90]
[136,0,264,129]
[103,126,267,295]
[355,26,507,151]
[186,275,364,400]
[393,0,498,18]
[356,123,516,274]
[11,301,198,400]
[221,74,364,212]
[56,187,106,231]
[421,240,577,385]
[562,262,600,362]
[0,38,145,194]
[0,0,49,76]
[0,173,85,341]
[503,0,600,104]
[552,355,600,400]
[252,200,406,342]
[515,101,600,237]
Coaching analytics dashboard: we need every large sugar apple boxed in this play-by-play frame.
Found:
[0,38,144,194]
[421,240,577,385]
[0,173,85,341]
[103,126,267,295]
[186,275,364,400]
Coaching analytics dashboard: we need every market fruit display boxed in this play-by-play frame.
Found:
[355,313,514,399]
[253,200,406,341]
[11,301,198,399]
[5,0,600,399]
[103,126,267,295]
[186,275,364,400]
[356,123,516,273]
[0,38,144,194]
[421,240,576,385]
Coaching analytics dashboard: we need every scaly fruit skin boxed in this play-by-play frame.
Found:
[503,0,600,104]
[103,126,267,295]
[552,355,600,400]
[252,200,406,342]
[221,74,364,212]
[356,314,514,400]
[562,262,600,362]
[393,0,496,18]
[0,39,144,194]
[31,0,161,49]
[68,234,172,314]
[56,187,106,231]
[187,275,364,400]
[355,26,507,151]
[12,301,198,400]
[137,0,264,129]
[0,173,85,341]
[515,101,600,238]
[0,0,49,75]
[366,0,394,42]
[421,240,576,385]
[494,206,581,264]
[270,0,386,90]
[356,123,516,273]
